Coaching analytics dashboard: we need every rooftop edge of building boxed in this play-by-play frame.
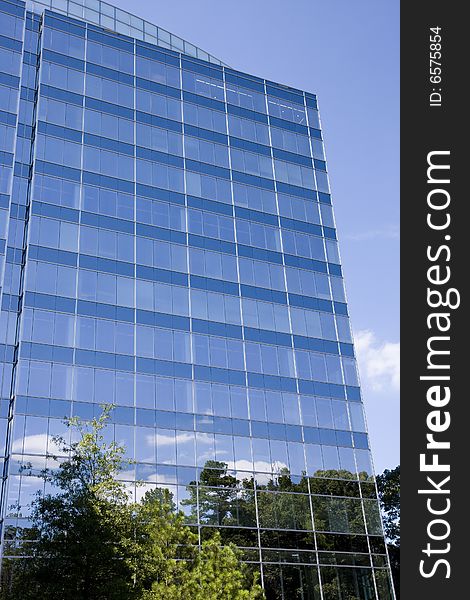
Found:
[21,0,228,65]
[1,0,318,104]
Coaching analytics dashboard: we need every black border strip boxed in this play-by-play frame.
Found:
[401,3,466,598]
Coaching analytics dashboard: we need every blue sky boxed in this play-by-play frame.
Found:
[111,0,400,473]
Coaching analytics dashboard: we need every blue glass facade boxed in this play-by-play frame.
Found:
[0,1,395,597]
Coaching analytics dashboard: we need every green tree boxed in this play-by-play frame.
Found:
[376,465,400,596]
[133,487,199,592]
[181,461,258,548]
[142,532,263,600]
[2,405,137,600]
[1,407,264,600]
[182,460,239,526]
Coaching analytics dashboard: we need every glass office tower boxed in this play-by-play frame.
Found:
[0,0,395,597]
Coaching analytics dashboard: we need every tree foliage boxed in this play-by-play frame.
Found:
[3,405,137,599]
[376,466,400,546]
[376,465,400,597]
[141,532,263,600]
[0,406,263,600]
[0,405,397,600]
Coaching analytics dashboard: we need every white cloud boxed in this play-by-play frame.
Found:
[354,330,400,391]
[344,225,399,242]
[13,434,48,456]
